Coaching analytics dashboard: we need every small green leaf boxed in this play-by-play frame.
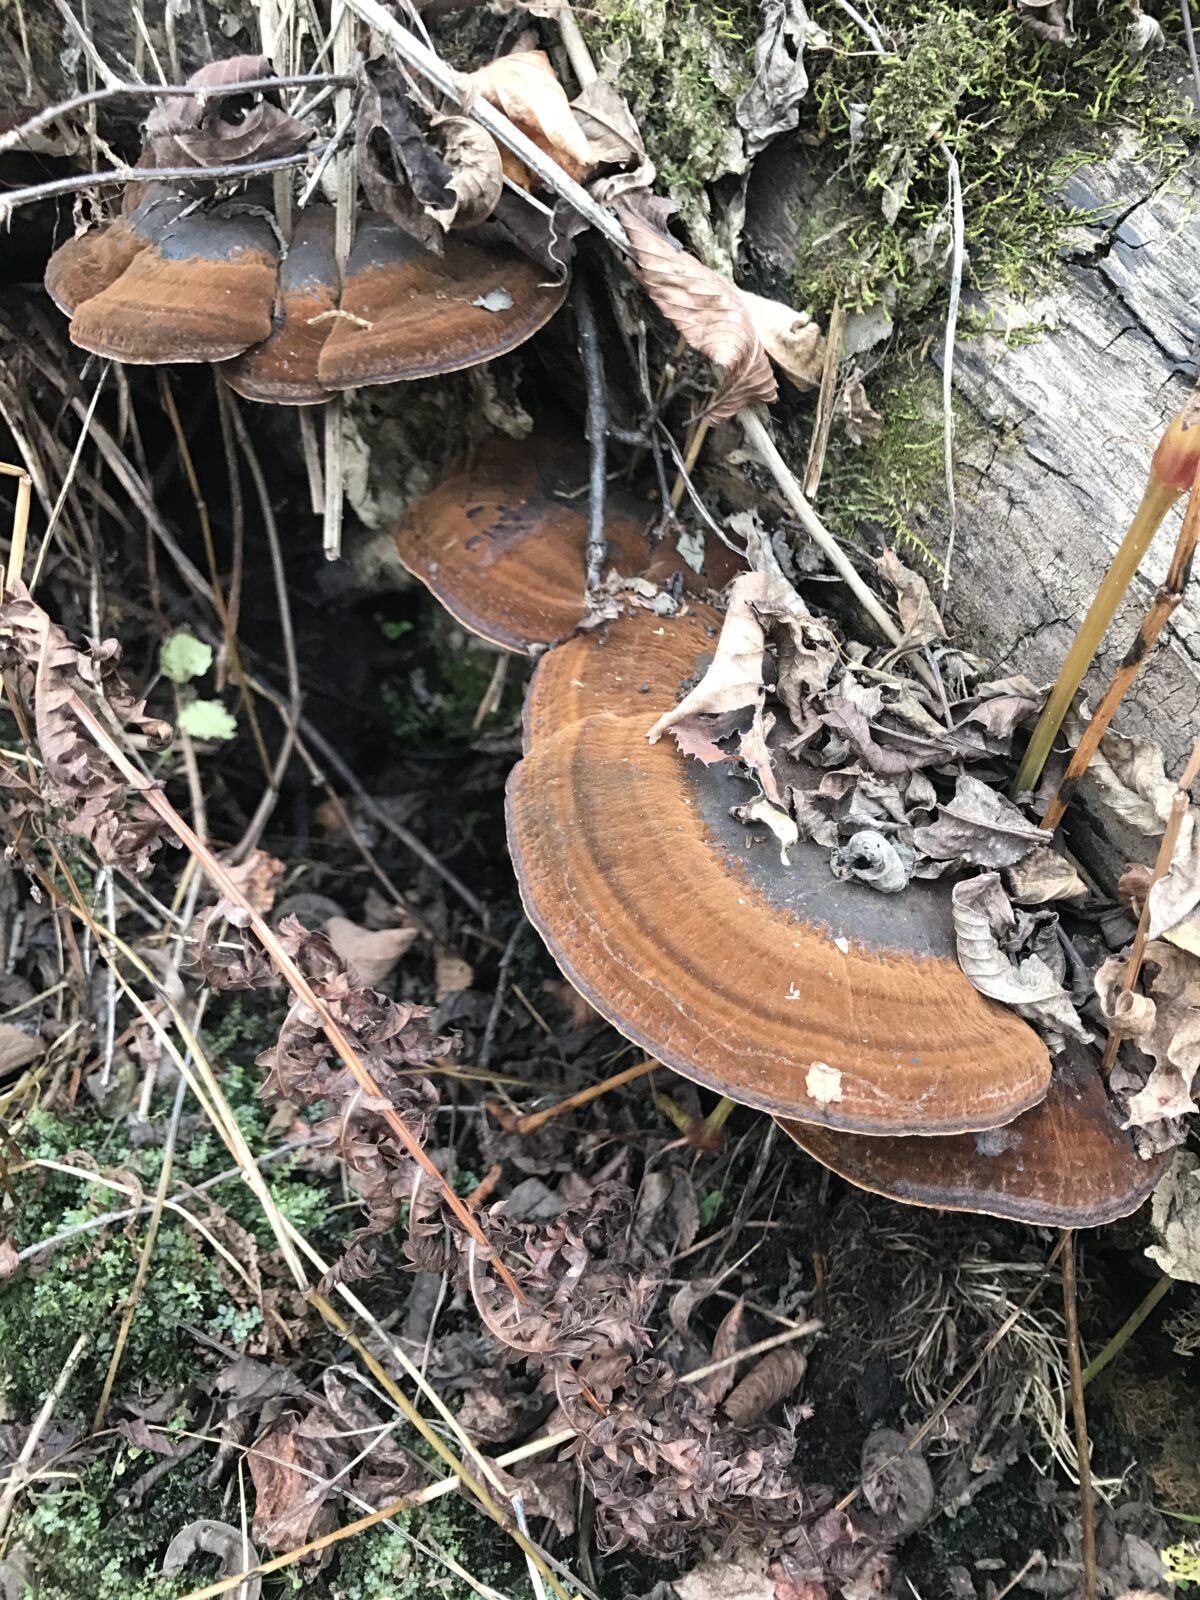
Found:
[160,631,213,684]
[698,1188,723,1228]
[177,699,236,741]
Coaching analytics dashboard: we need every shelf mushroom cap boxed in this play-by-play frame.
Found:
[68,205,280,364]
[317,214,568,390]
[394,436,672,654]
[44,188,189,318]
[221,205,340,404]
[506,607,1052,1135]
[777,1041,1169,1226]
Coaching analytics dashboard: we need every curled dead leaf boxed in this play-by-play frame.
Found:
[161,1521,261,1599]
[647,571,767,741]
[0,1023,42,1074]
[741,291,825,391]
[462,51,594,187]
[860,1427,934,1540]
[615,193,777,421]
[700,1300,747,1408]
[430,115,504,228]
[951,872,1090,1048]
[324,915,417,987]
[144,56,310,170]
[355,56,454,253]
[722,1346,806,1426]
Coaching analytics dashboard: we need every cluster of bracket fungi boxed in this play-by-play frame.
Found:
[44,56,566,400]
[392,433,1171,1233]
[42,52,1181,1236]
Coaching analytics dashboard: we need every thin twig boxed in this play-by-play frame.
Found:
[92,1072,189,1429]
[0,1330,90,1539]
[1182,0,1200,108]
[575,280,609,590]
[739,409,917,658]
[0,461,33,590]
[479,918,525,1068]
[938,140,964,596]
[322,2,356,562]
[1061,1229,1097,1600]
[0,72,348,156]
[1082,1271,1173,1387]
[340,0,631,255]
[0,149,317,216]
[508,1057,659,1136]
[1042,467,1200,831]
[803,303,844,499]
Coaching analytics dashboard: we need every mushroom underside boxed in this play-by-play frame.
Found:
[777,1041,1168,1226]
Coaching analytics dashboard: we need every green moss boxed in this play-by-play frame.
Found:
[330,1498,513,1600]
[379,608,523,745]
[2,1002,331,1417]
[579,0,757,194]
[816,357,973,567]
[1164,1540,1200,1589]
[794,0,1195,319]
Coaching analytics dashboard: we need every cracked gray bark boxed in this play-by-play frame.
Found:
[745,135,1200,882]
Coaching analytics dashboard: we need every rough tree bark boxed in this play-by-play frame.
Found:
[747,135,1200,877]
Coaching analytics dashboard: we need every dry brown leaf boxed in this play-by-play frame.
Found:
[249,1412,339,1548]
[723,1346,806,1425]
[837,373,883,445]
[876,547,946,656]
[1111,941,1200,1128]
[0,1023,42,1074]
[860,1427,934,1539]
[647,571,767,742]
[430,114,504,228]
[615,193,777,421]
[1069,720,1175,837]
[161,1521,261,1599]
[733,796,800,865]
[1147,1148,1200,1281]
[144,56,310,170]
[324,916,417,987]
[1149,810,1200,944]
[463,51,594,186]
[571,80,656,205]
[1006,846,1089,904]
[435,947,474,999]
[952,872,1091,1047]
[218,849,285,915]
[356,56,454,253]
[913,774,1051,871]
[700,1300,747,1408]
[741,291,825,391]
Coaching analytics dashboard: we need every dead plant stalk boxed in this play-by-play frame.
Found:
[59,687,527,1304]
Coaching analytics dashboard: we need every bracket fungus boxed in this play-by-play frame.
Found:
[392,436,738,654]
[221,205,340,405]
[507,606,1052,1134]
[777,1043,1169,1227]
[66,204,281,365]
[316,214,567,390]
[44,187,190,319]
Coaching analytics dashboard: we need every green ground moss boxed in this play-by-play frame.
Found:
[1,1000,329,1417]
[579,0,759,193]
[794,0,1194,318]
